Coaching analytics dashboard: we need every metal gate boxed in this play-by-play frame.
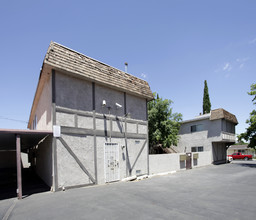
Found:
[104,143,120,183]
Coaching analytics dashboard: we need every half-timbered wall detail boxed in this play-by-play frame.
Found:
[53,71,149,188]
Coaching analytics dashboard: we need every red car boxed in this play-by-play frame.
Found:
[228,152,252,161]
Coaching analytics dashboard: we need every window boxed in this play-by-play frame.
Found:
[198,146,204,152]
[191,146,204,152]
[222,120,235,134]
[191,124,203,132]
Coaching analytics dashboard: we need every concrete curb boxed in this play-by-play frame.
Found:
[2,199,17,220]
[148,170,176,178]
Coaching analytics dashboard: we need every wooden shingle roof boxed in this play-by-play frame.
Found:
[43,42,154,100]
[210,108,238,124]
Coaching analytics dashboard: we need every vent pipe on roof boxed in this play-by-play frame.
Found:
[125,62,128,73]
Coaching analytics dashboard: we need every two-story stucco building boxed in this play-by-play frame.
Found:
[27,42,153,191]
[177,109,238,164]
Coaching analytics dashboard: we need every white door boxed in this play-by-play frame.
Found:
[104,143,120,183]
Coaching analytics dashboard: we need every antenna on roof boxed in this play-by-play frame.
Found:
[124,62,128,73]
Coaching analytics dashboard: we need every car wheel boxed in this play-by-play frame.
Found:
[244,157,248,161]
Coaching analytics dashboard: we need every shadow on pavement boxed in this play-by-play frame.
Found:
[0,168,50,200]
[233,162,256,168]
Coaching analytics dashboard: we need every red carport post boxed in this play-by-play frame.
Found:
[16,134,22,199]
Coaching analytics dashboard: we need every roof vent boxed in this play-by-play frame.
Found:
[125,62,128,73]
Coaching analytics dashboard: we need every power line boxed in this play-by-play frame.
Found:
[0,116,28,124]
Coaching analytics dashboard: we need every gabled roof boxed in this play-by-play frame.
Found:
[228,144,249,150]
[43,42,154,100]
[210,108,238,125]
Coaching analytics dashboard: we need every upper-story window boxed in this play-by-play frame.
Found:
[191,124,203,132]
[222,120,235,134]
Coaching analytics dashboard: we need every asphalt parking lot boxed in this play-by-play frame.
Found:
[1,160,256,220]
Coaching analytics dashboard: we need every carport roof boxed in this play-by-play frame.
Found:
[0,129,52,151]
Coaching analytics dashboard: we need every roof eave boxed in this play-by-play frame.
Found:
[43,61,154,101]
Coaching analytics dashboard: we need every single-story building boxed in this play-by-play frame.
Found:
[227,144,255,157]
[177,109,238,164]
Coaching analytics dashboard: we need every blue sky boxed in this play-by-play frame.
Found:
[0,0,255,137]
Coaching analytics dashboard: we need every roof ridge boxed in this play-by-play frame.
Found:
[44,41,153,100]
[49,41,148,83]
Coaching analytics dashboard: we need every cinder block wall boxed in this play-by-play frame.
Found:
[149,151,212,175]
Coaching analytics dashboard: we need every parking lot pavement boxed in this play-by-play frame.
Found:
[1,161,256,220]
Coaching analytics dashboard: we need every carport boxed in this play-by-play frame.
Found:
[0,129,52,199]
[212,142,234,164]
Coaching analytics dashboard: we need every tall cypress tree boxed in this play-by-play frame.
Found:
[203,80,211,114]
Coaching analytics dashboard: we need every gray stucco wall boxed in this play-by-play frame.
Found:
[179,118,222,137]
[126,94,147,121]
[177,130,212,153]
[56,134,95,188]
[178,118,224,153]
[178,117,235,164]
[55,72,93,111]
[53,71,149,189]
[95,84,124,116]
[35,136,53,187]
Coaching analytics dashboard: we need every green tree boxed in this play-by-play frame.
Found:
[148,93,182,149]
[203,80,211,114]
[238,83,256,149]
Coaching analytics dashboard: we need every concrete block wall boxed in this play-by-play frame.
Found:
[149,154,181,175]
[195,151,212,167]
[149,151,212,175]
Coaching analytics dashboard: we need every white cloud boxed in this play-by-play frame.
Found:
[223,62,232,71]
[236,57,249,69]
[239,63,244,69]
[141,73,147,79]
[249,38,256,44]
[236,57,249,62]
